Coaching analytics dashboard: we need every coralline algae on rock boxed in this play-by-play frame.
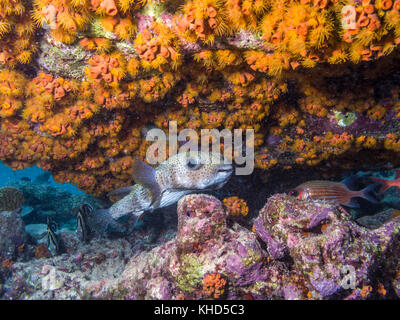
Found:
[1,237,133,300]
[2,193,400,300]
[253,194,400,299]
[0,209,28,262]
[115,193,400,300]
[114,194,270,300]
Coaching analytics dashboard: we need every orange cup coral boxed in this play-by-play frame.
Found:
[203,272,227,299]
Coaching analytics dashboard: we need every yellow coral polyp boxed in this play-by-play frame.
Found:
[0,0,398,196]
[114,17,136,40]
[178,0,231,45]
[0,21,11,37]
[32,0,91,43]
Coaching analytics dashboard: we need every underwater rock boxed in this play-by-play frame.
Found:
[37,33,93,80]
[0,187,24,212]
[40,210,57,218]
[20,206,34,219]
[41,267,66,291]
[24,224,47,241]
[11,179,101,227]
[356,208,399,229]
[86,208,125,237]
[253,194,400,299]
[114,194,400,300]
[0,209,27,262]
[2,193,400,300]
[56,230,81,254]
[113,194,272,299]
[1,238,133,299]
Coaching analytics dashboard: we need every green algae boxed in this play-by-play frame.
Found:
[39,39,90,79]
[334,110,357,127]
[90,18,116,39]
[116,41,137,56]
[241,248,261,267]
[176,254,203,292]
[142,2,166,21]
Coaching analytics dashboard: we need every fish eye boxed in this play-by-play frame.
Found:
[289,189,299,197]
[186,158,202,170]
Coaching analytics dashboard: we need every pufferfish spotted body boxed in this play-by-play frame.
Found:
[95,152,233,226]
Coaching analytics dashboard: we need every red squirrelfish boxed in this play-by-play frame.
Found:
[370,169,400,194]
[288,180,377,208]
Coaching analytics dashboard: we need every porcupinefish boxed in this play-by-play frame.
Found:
[96,152,233,225]
[288,179,377,208]
[46,217,59,256]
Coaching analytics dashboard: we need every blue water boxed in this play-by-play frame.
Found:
[0,162,85,196]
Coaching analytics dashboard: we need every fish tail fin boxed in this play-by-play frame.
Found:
[369,177,391,194]
[342,175,358,190]
[359,184,379,204]
[91,208,126,236]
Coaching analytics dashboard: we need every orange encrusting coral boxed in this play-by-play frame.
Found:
[176,0,231,46]
[223,196,249,216]
[32,0,92,43]
[134,21,182,72]
[0,0,398,196]
[202,272,227,299]
[0,0,37,67]
[0,70,26,118]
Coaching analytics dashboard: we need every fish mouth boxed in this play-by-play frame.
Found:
[217,164,234,173]
[204,165,233,190]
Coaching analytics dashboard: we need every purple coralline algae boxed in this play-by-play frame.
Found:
[253,194,400,299]
[0,209,27,263]
[1,193,400,300]
[115,194,269,299]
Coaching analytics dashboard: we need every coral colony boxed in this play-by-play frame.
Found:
[0,0,400,301]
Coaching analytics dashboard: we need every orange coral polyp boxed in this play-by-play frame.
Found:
[100,0,118,16]
[203,273,226,299]
[208,6,217,18]
[381,0,393,10]
[357,14,370,27]
[0,0,398,196]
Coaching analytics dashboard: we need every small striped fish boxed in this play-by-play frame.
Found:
[46,217,59,256]
[77,204,92,242]
[288,180,377,208]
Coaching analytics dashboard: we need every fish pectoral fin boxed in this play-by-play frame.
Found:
[149,189,166,209]
[108,185,135,198]
[132,159,162,205]
[131,210,144,229]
